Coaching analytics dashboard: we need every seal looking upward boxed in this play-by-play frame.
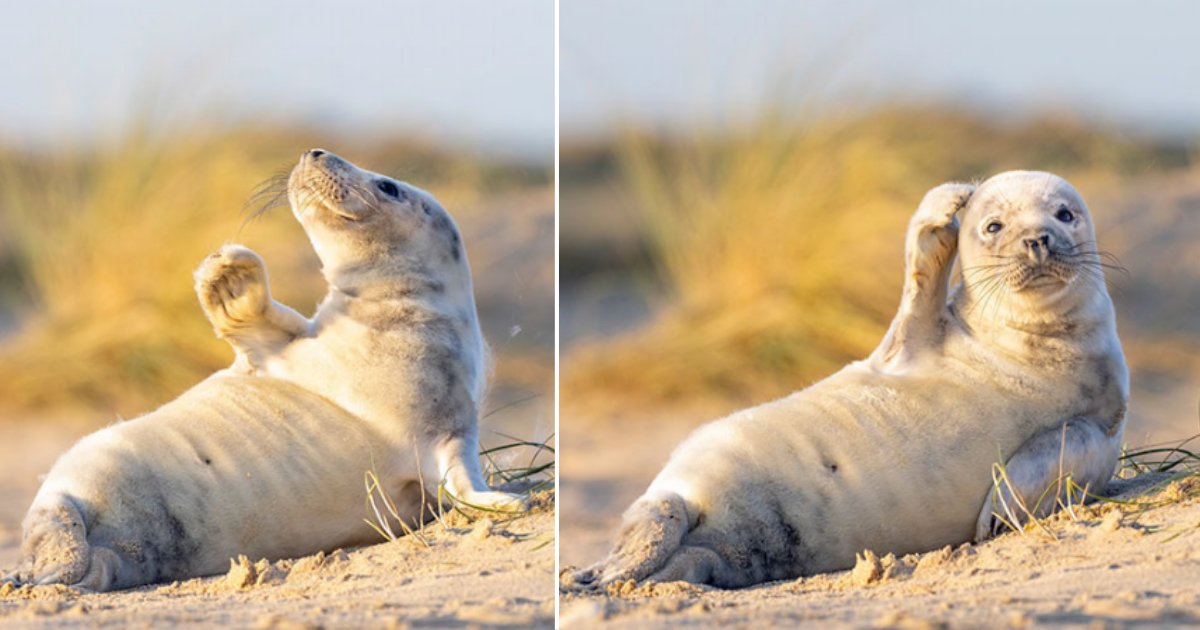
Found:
[568,171,1127,589]
[8,149,518,591]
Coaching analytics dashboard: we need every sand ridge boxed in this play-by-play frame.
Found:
[1,491,555,628]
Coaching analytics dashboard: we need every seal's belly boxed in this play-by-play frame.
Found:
[35,374,409,579]
[652,360,1077,574]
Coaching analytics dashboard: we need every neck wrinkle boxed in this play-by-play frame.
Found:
[325,268,478,327]
[331,274,446,301]
[951,283,1113,360]
[324,255,437,295]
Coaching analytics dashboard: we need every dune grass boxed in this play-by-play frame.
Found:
[0,125,531,415]
[1120,434,1200,476]
[363,434,556,545]
[0,131,303,412]
[564,106,1195,410]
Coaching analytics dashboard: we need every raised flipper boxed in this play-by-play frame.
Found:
[194,244,311,373]
[976,417,1121,540]
[870,182,975,371]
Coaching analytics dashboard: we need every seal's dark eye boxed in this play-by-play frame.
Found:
[986,221,1003,234]
[376,180,401,199]
[1055,207,1074,223]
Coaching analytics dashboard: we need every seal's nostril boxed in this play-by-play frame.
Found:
[310,150,325,158]
[1024,234,1052,251]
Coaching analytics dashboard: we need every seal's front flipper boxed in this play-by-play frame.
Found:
[435,431,526,513]
[194,244,310,371]
[564,491,691,590]
[871,182,975,372]
[455,490,525,512]
[975,417,1120,541]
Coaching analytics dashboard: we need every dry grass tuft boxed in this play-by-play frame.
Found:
[0,125,528,415]
[0,132,304,412]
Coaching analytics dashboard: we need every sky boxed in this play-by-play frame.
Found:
[0,0,554,160]
[562,0,1200,140]
[4,1,1199,158]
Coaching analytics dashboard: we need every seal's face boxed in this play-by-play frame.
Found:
[958,171,1101,306]
[286,149,465,277]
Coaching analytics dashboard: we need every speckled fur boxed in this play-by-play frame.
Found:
[10,150,517,591]
[568,171,1127,590]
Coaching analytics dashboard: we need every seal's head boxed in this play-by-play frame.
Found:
[956,170,1108,318]
[286,149,467,286]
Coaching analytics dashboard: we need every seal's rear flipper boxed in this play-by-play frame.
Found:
[645,544,729,584]
[18,495,122,592]
[566,490,691,589]
[67,546,121,592]
[976,417,1120,541]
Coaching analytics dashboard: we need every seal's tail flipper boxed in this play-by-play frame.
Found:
[18,495,121,592]
[566,491,691,589]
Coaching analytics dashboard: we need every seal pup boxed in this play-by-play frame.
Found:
[568,171,1127,589]
[7,150,519,591]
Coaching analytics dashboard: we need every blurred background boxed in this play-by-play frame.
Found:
[0,0,553,556]
[560,0,1200,568]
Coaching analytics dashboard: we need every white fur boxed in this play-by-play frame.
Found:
[9,150,517,591]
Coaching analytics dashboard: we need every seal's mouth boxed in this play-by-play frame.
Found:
[1011,258,1076,291]
[1022,272,1064,289]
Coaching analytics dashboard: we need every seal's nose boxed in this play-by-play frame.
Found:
[304,149,344,169]
[1023,233,1052,263]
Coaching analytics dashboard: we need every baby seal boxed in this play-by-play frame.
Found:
[569,171,1127,589]
[7,150,519,591]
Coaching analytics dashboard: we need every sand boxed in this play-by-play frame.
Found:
[559,408,1200,629]
[2,510,554,629]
